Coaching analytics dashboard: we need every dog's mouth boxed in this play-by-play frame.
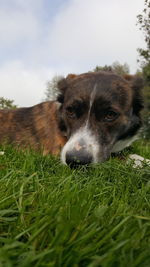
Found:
[65,150,93,168]
[65,138,94,167]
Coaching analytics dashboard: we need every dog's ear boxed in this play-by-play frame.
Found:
[123,74,134,82]
[57,78,67,103]
[131,75,144,91]
[124,74,144,115]
[66,74,77,80]
[57,74,78,103]
[124,74,144,89]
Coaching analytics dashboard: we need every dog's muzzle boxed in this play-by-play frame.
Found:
[64,139,93,167]
[61,128,100,167]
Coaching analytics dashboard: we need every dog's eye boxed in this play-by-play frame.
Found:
[103,111,119,122]
[66,107,76,119]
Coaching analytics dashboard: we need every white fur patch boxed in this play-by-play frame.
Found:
[61,127,99,164]
[56,101,62,109]
[112,135,139,153]
[85,83,97,127]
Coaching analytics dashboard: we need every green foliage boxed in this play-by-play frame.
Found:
[137,0,150,83]
[94,65,112,72]
[112,61,130,75]
[142,84,150,139]
[142,111,150,139]
[0,142,150,266]
[94,61,130,76]
[136,0,150,138]
[0,97,17,109]
[137,0,150,64]
[143,64,150,85]
[44,75,63,101]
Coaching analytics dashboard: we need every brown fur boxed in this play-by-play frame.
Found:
[0,101,67,155]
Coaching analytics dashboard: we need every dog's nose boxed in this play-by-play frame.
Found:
[66,150,93,167]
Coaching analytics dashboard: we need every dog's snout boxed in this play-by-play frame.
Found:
[66,150,93,167]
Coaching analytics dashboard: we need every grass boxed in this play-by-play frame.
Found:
[0,140,150,267]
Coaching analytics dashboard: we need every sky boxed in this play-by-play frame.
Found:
[0,0,145,107]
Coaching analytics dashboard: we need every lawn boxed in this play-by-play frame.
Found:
[0,140,150,267]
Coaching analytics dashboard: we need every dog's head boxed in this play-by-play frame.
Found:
[57,72,143,167]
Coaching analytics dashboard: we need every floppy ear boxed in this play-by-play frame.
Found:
[66,74,77,80]
[57,74,77,103]
[124,75,144,115]
[57,78,67,103]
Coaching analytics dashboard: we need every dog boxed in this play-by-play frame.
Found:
[0,71,143,167]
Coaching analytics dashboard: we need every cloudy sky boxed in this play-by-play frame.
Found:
[0,0,145,107]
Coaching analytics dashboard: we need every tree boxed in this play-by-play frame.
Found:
[137,0,150,139]
[0,97,17,109]
[94,61,130,75]
[137,0,150,83]
[94,65,112,72]
[44,75,63,101]
[112,61,130,75]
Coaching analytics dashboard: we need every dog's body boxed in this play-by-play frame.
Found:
[0,71,143,166]
[0,101,67,155]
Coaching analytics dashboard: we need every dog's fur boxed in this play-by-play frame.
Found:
[0,71,143,166]
[0,101,67,155]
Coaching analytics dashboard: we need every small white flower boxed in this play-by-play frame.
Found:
[0,151,5,155]
[128,154,150,168]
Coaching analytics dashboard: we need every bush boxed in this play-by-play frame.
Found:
[0,97,17,109]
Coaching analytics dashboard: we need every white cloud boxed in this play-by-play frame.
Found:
[45,0,145,73]
[0,2,41,47]
[0,61,55,107]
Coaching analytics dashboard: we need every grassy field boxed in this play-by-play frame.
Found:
[0,140,150,267]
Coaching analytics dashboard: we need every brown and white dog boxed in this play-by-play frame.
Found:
[0,71,143,167]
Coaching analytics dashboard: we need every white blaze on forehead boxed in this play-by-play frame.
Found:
[85,83,97,128]
[61,127,99,164]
